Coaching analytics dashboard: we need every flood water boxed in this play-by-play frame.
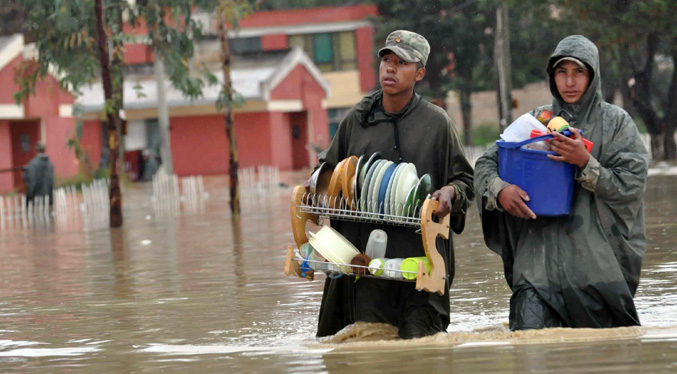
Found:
[1,168,677,373]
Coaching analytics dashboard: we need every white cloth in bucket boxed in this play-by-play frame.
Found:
[500,113,548,142]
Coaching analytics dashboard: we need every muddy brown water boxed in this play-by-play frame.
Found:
[0,170,676,373]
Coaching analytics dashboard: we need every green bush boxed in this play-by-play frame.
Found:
[470,123,502,146]
[632,116,648,134]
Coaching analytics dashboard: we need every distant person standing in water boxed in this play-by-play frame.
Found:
[23,143,55,206]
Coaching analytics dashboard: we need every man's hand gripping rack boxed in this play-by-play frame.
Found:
[284,185,450,295]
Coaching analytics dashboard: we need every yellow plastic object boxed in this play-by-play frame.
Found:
[547,116,570,133]
[368,258,385,276]
[400,256,430,280]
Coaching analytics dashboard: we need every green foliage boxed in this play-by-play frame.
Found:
[66,122,94,178]
[369,0,495,99]
[214,0,258,112]
[15,0,217,104]
[505,1,564,88]
[513,0,677,158]
[470,122,501,146]
[55,170,94,191]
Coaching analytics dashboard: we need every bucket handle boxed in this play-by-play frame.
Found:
[498,129,579,149]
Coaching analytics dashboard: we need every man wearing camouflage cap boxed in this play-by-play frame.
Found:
[311,30,474,339]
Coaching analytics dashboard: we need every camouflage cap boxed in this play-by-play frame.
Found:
[378,30,430,67]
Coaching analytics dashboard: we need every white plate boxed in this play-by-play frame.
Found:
[389,163,412,215]
[362,160,387,212]
[384,163,404,215]
[394,164,418,216]
[358,152,382,197]
[369,161,394,213]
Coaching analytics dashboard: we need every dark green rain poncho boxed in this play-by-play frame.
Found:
[474,35,649,330]
[316,90,474,339]
[23,153,55,205]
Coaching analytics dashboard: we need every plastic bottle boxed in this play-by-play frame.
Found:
[365,229,387,259]
[308,249,328,271]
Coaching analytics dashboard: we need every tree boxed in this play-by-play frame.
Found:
[214,0,257,216]
[16,0,216,227]
[372,0,494,146]
[514,0,677,161]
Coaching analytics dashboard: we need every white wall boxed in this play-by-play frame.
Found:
[124,119,147,151]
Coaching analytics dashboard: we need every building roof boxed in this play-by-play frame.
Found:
[76,47,330,113]
[237,4,378,29]
[0,34,23,72]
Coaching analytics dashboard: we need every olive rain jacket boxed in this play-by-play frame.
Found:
[315,90,474,338]
[23,154,55,205]
[474,35,649,330]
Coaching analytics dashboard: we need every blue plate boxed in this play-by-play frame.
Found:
[378,163,397,214]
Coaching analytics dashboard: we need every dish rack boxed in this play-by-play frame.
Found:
[284,185,450,295]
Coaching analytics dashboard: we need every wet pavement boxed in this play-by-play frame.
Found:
[0,169,676,373]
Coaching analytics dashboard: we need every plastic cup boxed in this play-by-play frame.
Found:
[368,258,386,276]
[383,258,404,279]
[400,256,430,280]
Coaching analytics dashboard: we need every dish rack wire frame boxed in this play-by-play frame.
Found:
[285,185,450,295]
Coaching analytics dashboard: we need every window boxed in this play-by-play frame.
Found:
[328,108,350,139]
[229,37,262,54]
[288,31,356,72]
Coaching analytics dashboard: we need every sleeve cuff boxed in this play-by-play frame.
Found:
[484,177,511,211]
[448,183,465,214]
[576,156,600,192]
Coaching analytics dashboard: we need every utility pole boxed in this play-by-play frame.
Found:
[155,55,173,174]
[494,1,513,129]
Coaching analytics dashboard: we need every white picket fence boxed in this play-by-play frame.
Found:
[151,171,208,215]
[0,178,110,230]
[240,166,280,193]
[240,166,281,207]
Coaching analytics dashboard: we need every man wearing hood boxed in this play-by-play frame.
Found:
[313,30,474,339]
[23,143,55,206]
[474,35,648,330]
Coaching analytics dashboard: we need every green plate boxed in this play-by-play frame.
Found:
[404,174,433,217]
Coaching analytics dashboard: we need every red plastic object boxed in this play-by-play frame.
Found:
[530,130,594,152]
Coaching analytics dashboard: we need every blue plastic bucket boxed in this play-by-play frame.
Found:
[497,133,576,216]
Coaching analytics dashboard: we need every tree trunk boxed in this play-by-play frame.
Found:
[98,122,109,171]
[155,55,174,174]
[652,122,677,161]
[219,15,240,216]
[494,1,513,129]
[460,76,473,146]
[94,0,122,227]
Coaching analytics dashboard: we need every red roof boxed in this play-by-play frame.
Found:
[239,4,378,28]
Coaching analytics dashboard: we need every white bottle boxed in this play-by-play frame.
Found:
[365,229,387,259]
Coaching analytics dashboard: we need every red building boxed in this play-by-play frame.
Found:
[81,4,378,177]
[78,48,330,177]
[1,5,378,191]
[221,4,378,138]
[0,35,78,194]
